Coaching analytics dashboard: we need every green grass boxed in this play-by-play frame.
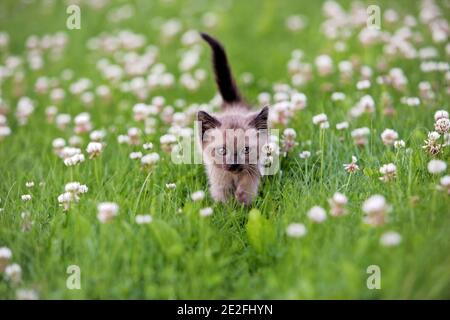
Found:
[0,0,449,299]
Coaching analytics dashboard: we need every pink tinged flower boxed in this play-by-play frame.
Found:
[307,206,327,223]
[380,129,399,146]
[97,202,119,223]
[312,113,328,125]
[379,163,397,182]
[380,231,402,247]
[351,127,370,146]
[328,192,348,217]
[427,160,447,174]
[362,195,390,226]
[434,110,449,121]
[286,223,307,238]
[343,156,360,173]
[435,118,450,134]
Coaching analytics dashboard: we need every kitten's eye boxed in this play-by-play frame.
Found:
[242,146,250,154]
[217,146,227,156]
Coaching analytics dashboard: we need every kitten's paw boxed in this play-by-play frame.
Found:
[210,189,228,203]
[235,189,253,206]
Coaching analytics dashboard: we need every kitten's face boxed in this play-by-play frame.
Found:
[198,107,268,174]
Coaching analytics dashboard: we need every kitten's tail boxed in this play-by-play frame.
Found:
[200,32,242,105]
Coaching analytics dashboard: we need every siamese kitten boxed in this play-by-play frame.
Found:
[198,33,268,206]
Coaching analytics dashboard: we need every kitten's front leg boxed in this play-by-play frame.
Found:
[207,166,233,202]
[235,173,260,206]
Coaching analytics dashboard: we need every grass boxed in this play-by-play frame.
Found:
[0,0,449,299]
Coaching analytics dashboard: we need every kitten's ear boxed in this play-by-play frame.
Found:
[249,106,269,130]
[198,111,221,139]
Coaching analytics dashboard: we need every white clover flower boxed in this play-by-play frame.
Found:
[166,183,176,189]
[394,140,405,149]
[312,113,328,125]
[380,231,402,247]
[89,130,106,141]
[0,126,11,139]
[0,246,12,272]
[434,110,449,121]
[428,131,441,141]
[68,136,83,147]
[117,134,130,144]
[437,175,450,195]
[64,153,85,166]
[290,92,307,110]
[191,190,205,202]
[25,181,34,188]
[65,182,81,193]
[336,121,349,130]
[5,263,22,283]
[307,206,327,223]
[135,214,153,225]
[351,127,370,146]
[74,112,92,134]
[141,152,160,167]
[55,114,71,130]
[16,289,39,300]
[143,142,153,150]
[283,128,296,139]
[343,156,359,173]
[299,151,311,159]
[315,54,333,76]
[199,207,213,217]
[435,118,450,134]
[97,202,119,223]
[129,151,143,160]
[328,192,348,217]
[427,160,447,174]
[379,163,397,182]
[52,138,66,150]
[362,195,390,226]
[160,134,177,153]
[86,142,103,158]
[331,92,345,101]
[381,129,399,146]
[21,194,31,202]
[286,223,307,238]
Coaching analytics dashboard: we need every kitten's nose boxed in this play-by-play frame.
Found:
[227,164,242,172]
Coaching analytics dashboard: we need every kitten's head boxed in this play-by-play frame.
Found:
[197,106,269,174]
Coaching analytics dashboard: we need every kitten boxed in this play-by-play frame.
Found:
[197,33,269,206]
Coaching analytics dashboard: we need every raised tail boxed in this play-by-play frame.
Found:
[200,32,242,105]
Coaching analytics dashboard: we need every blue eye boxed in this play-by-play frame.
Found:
[217,146,227,156]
